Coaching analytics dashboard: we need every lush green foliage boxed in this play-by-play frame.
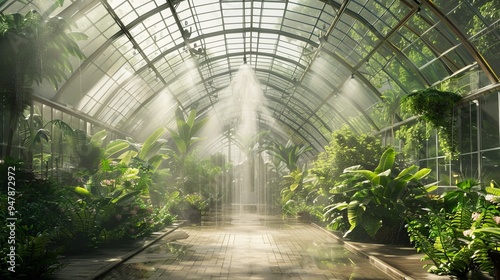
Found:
[402,88,462,159]
[168,108,208,160]
[323,148,435,244]
[407,180,500,277]
[280,168,321,219]
[265,139,311,172]
[0,122,180,277]
[0,160,66,278]
[0,7,86,158]
[310,127,385,194]
[395,121,428,162]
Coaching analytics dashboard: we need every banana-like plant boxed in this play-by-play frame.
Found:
[119,127,169,172]
[168,108,208,161]
[265,139,311,172]
[324,147,436,240]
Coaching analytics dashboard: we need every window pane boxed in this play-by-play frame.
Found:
[481,93,499,149]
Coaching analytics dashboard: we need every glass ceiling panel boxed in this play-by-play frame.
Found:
[437,0,500,75]
[4,0,496,151]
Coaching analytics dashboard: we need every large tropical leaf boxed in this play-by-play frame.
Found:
[329,183,357,194]
[361,214,383,238]
[384,174,412,199]
[345,200,366,237]
[118,150,138,165]
[374,147,396,174]
[456,179,476,191]
[138,127,166,160]
[104,140,129,159]
[26,128,50,147]
[410,168,431,181]
[148,154,165,171]
[89,129,107,147]
[395,165,419,179]
[71,186,92,198]
[170,132,187,155]
[324,202,349,216]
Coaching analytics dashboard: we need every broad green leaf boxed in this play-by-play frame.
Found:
[457,179,476,191]
[347,169,378,181]
[171,133,187,155]
[329,184,356,194]
[148,154,164,171]
[411,168,431,181]
[168,191,180,200]
[186,109,197,128]
[395,165,419,179]
[362,215,383,238]
[90,130,107,146]
[343,165,362,173]
[72,186,92,197]
[374,147,395,174]
[347,200,364,227]
[104,140,129,159]
[324,202,349,216]
[139,127,166,160]
[385,175,412,198]
[119,150,138,165]
[425,185,438,193]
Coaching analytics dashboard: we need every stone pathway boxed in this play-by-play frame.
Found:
[100,210,393,280]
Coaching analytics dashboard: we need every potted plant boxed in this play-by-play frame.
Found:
[184,193,209,224]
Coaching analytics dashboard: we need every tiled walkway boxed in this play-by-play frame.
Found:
[100,209,393,280]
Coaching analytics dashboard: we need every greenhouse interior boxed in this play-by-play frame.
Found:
[1,0,500,279]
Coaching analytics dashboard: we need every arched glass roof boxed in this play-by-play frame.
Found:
[3,0,499,152]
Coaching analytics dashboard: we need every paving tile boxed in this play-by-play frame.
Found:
[100,208,395,279]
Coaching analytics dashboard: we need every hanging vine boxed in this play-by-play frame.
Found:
[402,88,462,160]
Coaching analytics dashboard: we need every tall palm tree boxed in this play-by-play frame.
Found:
[0,8,86,158]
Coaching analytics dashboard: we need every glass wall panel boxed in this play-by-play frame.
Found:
[480,93,499,149]
[460,153,479,180]
[458,102,478,153]
[438,158,451,186]
[482,149,500,184]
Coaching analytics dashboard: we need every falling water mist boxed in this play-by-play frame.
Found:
[203,64,280,214]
